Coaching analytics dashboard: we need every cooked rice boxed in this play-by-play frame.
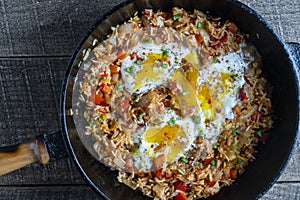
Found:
[74,7,273,199]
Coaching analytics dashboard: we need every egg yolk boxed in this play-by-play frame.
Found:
[144,124,187,162]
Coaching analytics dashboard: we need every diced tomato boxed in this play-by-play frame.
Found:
[110,65,119,74]
[94,93,105,105]
[175,181,188,192]
[161,13,168,19]
[155,168,163,178]
[220,34,227,43]
[99,102,109,107]
[230,168,238,179]
[121,99,130,111]
[195,34,203,44]
[175,192,188,200]
[203,157,214,165]
[240,88,247,101]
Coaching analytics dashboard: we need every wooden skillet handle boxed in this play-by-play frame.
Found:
[0,137,50,176]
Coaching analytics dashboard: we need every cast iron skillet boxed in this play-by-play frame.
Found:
[0,0,299,199]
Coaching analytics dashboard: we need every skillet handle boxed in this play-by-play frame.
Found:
[0,130,68,176]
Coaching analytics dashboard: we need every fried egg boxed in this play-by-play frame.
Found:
[118,40,250,170]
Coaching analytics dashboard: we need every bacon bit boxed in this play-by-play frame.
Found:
[203,157,214,165]
[226,22,237,34]
[155,168,163,178]
[244,76,253,87]
[230,168,238,179]
[208,181,217,187]
[219,34,227,43]
[232,105,241,116]
[240,88,247,101]
[121,99,130,111]
[110,65,120,74]
[259,131,270,143]
[175,181,188,192]
[195,34,203,44]
[94,93,105,105]
[175,192,188,200]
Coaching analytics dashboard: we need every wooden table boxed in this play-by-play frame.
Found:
[0,0,299,199]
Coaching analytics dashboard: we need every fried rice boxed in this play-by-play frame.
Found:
[73,7,273,200]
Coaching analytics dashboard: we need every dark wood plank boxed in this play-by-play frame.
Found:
[0,185,102,200]
[0,182,299,200]
[0,0,299,57]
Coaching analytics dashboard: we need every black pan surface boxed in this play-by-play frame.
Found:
[61,0,300,199]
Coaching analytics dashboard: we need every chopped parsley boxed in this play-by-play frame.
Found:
[125,66,135,75]
[161,62,169,68]
[182,91,189,96]
[181,156,188,164]
[212,142,219,149]
[168,117,176,126]
[161,46,169,56]
[232,129,238,137]
[173,14,182,21]
[237,158,243,164]
[147,38,153,43]
[98,117,105,123]
[256,129,262,137]
[211,160,216,166]
[213,57,219,63]
[135,60,143,65]
[134,96,141,103]
[138,113,145,121]
[116,84,123,91]
[197,22,204,28]
[194,116,201,124]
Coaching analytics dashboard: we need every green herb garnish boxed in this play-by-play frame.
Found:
[197,22,204,28]
[138,113,145,121]
[161,46,169,56]
[237,158,243,164]
[89,122,93,128]
[100,77,106,81]
[212,142,219,149]
[135,60,143,65]
[233,145,238,150]
[116,84,123,91]
[98,117,104,123]
[168,117,176,126]
[148,38,153,43]
[125,66,135,75]
[194,116,201,124]
[173,14,182,21]
[161,62,169,68]
[213,57,219,63]
[232,129,238,137]
[256,129,262,137]
[181,156,188,164]
[211,160,216,166]
[89,77,97,83]
[134,96,141,103]
[182,91,189,96]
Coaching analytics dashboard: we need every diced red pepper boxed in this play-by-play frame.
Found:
[94,93,105,105]
[175,192,188,200]
[195,34,203,44]
[208,181,217,187]
[101,84,111,94]
[110,65,120,74]
[121,99,130,111]
[155,168,163,178]
[240,88,247,101]
[219,34,227,43]
[175,181,188,192]
[203,157,214,165]
[230,168,238,179]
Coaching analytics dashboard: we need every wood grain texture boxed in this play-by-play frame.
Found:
[0,182,299,200]
[0,0,299,199]
[0,0,299,57]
